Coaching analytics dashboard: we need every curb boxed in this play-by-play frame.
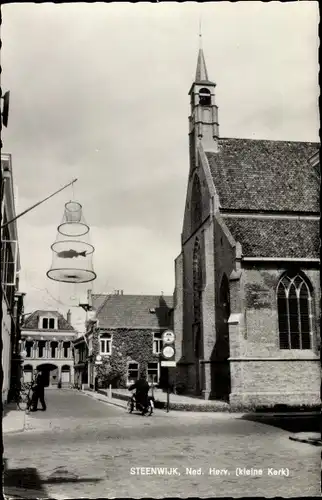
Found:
[100,391,231,412]
[82,391,127,410]
[289,436,322,446]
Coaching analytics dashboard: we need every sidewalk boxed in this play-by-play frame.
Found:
[3,405,25,434]
[97,388,231,412]
[289,432,322,446]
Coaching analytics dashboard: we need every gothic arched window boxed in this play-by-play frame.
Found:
[220,274,231,322]
[277,272,313,350]
[199,88,211,106]
[193,238,203,358]
[191,175,202,231]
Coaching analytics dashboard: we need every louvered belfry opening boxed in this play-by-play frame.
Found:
[47,201,96,283]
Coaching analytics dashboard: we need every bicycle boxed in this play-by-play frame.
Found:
[127,394,154,416]
[13,382,34,411]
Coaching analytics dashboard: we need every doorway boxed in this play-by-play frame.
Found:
[36,364,59,387]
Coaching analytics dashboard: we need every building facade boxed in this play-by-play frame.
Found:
[76,290,173,390]
[21,310,77,387]
[1,153,25,405]
[174,49,320,409]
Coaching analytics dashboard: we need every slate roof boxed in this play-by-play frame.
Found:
[206,138,320,212]
[92,294,173,329]
[224,217,320,258]
[22,310,75,331]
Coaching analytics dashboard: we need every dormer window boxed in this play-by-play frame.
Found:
[41,317,56,329]
[199,88,211,106]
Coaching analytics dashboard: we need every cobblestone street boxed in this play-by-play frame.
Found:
[4,390,320,498]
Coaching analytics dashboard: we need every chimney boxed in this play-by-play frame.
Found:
[67,309,71,325]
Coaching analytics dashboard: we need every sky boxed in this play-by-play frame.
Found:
[1,2,319,333]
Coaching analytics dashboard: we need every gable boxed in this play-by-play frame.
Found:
[206,138,319,212]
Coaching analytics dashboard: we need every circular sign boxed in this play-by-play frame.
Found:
[162,345,175,359]
[162,330,175,344]
[96,354,102,362]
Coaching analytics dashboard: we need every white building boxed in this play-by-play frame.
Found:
[21,310,77,387]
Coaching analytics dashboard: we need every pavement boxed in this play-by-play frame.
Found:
[2,404,25,434]
[3,388,320,448]
[84,388,322,445]
[4,389,321,498]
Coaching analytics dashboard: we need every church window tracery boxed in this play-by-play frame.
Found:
[277,271,313,350]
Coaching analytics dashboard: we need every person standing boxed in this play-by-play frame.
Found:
[31,368,47,411]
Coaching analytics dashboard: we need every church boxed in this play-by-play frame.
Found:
[173,47,320,409]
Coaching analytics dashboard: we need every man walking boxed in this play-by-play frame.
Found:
[31,368,47,412]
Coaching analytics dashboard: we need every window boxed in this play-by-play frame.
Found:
[50,341,58,358]
[277,272,313,350]
[199,88,211,106]
[25,341,33,358]
[147,362,159,384]
[63,342,70,358]
[100,335,112,355]
[153,332,162,354]
[1,235,18,306]
[88,338,93,354]
[191,175,202,230]
[38,341,46,358]
[127,362,139,385]
[42,317,56,329]
[193,238,203,358]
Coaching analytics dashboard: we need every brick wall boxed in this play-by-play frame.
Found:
[229,264,320,408]
[230,359,320,408]
[242,266,320,355]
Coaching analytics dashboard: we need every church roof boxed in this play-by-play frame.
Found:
[206,138,320,212]
[92,294,173,329]
[224,217,319,258]
[22,310,75,331]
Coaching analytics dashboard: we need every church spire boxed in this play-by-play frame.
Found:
[195,48,209,82]
[195,18,209,82]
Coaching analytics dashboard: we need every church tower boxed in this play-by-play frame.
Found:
[188,42,219,160]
